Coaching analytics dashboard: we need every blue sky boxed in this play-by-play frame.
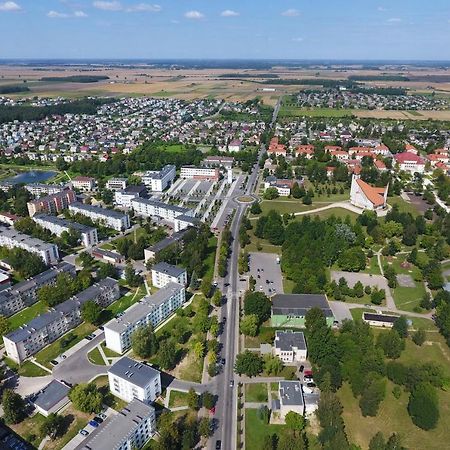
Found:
[1,0,450,60]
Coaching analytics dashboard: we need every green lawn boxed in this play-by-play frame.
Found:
[258,199,324,216]
[168,390,189,408]
[391,284,426,313]
[93,375,128,411]
[387,196,420,217]
[87,347,106,365]
[245,383,269,403]
[304,207,359,222]
[203,236,218,278]
[10,412,46,448]
[3,357,49,377]
[8,301,48,331]
[279,106,354,118]
[245,228,282,254]
[35,322,96,368]
[106,286,146,316]
[283,277,295,294]
[362,256,382,275]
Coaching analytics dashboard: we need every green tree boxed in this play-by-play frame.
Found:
[412,328,426,346]
[359,375,386,417]
[338,247,366,272]
[198,417,212,437]
[353,281,364,298]
[192,341,205,359]
[408,382,439,430]
[240,314,259,337]
[81,300,102,325]
[385,433,406,450]
[79,251,94,268]
[243,291,271,324]
[200,276,212,298]
[0,315,10,336]
[69,383,103,413]
[40,413,65,440]
[393,316,408,338]
[158,340,178,370]
[368,432,386,450]
[285,411,305,436]
[377,329,404,359]
[250,202,262,214]
[201,391,215,410]
[291,182,303,199]
[131,324,158,358]
[211,289,222,307]
[234,350,264,377]
[97,262,117,279]
[2,389,25,424]
[264,354,284,375]
[187,388,199,410]
[263,187,279,200]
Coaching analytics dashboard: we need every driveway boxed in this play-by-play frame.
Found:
[14,375,53,397]
[329,301,353,323]
[249,252,283,296]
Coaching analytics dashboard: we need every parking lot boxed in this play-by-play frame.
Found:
[249,252,284,297]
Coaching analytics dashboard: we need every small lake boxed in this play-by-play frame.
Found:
[5,170,57,185]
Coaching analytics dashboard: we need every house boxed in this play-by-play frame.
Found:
[374,159,387,172]
[92,248,124,264]
[394,152,425,174]
[271,293,334,327]
[350,174,388,212]
[202,156,234,169]
[362,312,400,328]
[274,330,307,363]
[114,185,146,208]
[427,153,449,167]
[326,166,336,178]
[76,399,156,450]
[32,380,70,417]
[295,145,314,159]
[151,262,187,288]
[108,357,161,403]
[267,137,287,156]
[279,381,304,418]
[72,176,96,192]
[0,212,19,226]
[228,139,242,152]
[264,176,301,197]
[405,143,418,154]
[143,229,189,262]
[106,178,128,191]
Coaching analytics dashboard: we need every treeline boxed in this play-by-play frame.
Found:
[40,75,110,83]
[0,97,115,124]
[262,78,358,88]
[0,247,47,278]
[350,86,407,96]
[217,226,232,277]
[218,73,279,79]
[348,75,410,82]
[0,85,30,94]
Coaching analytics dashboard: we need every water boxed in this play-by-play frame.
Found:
[5,170,57,185]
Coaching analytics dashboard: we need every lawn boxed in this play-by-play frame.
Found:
[8,301,48,331]
[245,383,268,403]
[282,277,295,294]
[35,322,96,369]
[338,379,450,450]
[257,198,323,216]
[245,409,290,450]
[93,375,128,411]
[279,106,354,118]
[168,390,189,408]
[3,357,50,377]
[87,347,106,365]
[245,228,282,255]
[387,196,420,217]
[391,284,426,313]
[10,412,46,448]
[304,207,359,222]
[203,236,218,278]
[362,256,382,275]
[106,286,146,317]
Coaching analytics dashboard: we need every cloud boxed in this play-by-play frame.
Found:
[47,9,88,18]
[377,6,387,12]
[281,8,300,17]
[0,1,21,11]
[387,17,402,22]
[292,37,303,42]
[221,9,239,17]
[74,10,88,17]
[126,3,161,13]
[184,10,204,20]
[93,1,122,11]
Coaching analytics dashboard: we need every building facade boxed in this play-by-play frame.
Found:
[180,166,219,181]
[274,330,307,363]
[141,165,176,192]
[72,176,96,191]
[24,183,64,197]
[151,262,187,288]
[131,198,193,224]
[106,178,128,191]
[69,202,131,231]
[350,175,388,212]
[27,189,77,217]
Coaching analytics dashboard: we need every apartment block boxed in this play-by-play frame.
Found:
[114,185,146,208]
[3,277,119,363]
[141,164,176,192]
[108,357,161,403]
[24,183,64,197]
[27,189,77,217]
[104,282,185,354]
[0,262,75,317]
[131,198,193,225]
[106,178,128,191]
[72,176,96,192]
[151,262,187,288]
[69,202,131,231]
[0,225,59,265]
[180,165,219,181]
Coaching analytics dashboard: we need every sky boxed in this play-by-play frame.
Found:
[1,0,450,60]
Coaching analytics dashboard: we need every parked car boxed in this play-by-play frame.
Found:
[93,416,103,424]
[89,420,99,428]
[79,430,89,436]
[306,382,316,388]
[99,413,107,420]
[50,360,58,366]
[229,380,234,388]
[216,440,222,449]
[221,358,226,365]
[85,336,93,341]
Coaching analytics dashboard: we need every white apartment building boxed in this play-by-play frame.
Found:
[104,282,185,354]
[106,178,128,191]
[180,166,219,181]
[3,277,119,363]
[0,226,59,265]
[114,185,147,208]
[274,330,307,363]
[131,198,193,225]
[33,214,98,248]
[72,176,96,191]
[69,202,131,231]
[141,164,176,192]
[0,262,75,318]
[173,214,199,232]
[151,262,187,288]
[76,399,156,450]
[108,357,161,403]
[24,183,64,197]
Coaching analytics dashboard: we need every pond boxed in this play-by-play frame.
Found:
[4,170,57,185]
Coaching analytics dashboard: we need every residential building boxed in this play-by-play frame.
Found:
[394,152,426,173]
[106,178,128,191]
[144,229,189,262]
[0,262,75,318]
[180,166,219,181]
[32,380,70,417]
[27,189,76,217]
[274,330,307,363]
[0,212,19,226]
[69,202,131,231]
[3,277,119,363]
[104,282,185,354]
[228,139,242,152]
[108,357,161,403]
[33,214,98,248]
[264,176,301,197]
[0,226,59,265]
[271,293,334,327]
[362,312,400,328]
[92,248,124,264]
[131,198,193,226]
[75,399,156,450]
[24,183,64,197]
[114,185,147,208]
[151,262,187,288]
[268,137,287,156]
[141,164,176,192]
[173,214,199,232]
[72,176,96,191]
[350,174,388,212]
[295,145,315,159]
[202,156,234,169]
[279,381,304,419]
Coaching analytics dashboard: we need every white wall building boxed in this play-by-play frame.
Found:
[151,262,187,288]
[106,178,128,191]
[69,202,131,231]
[350,175,388,212]
[72,176,96,191]
[131,198,193,226]
[279,381,305,419]
[274,330,307,363]
[24,184,63,197]
[104,282,185,354]
[180,166,219,181]
[394,152,426,174]
[141,164,176,192]
[108,357,161,403]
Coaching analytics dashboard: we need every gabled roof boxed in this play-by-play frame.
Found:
[355,178,386,207]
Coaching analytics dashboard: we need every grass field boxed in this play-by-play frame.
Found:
[87,347,106,365]
[106,286,146,316]
[245,409,290,450]
[387,196,421,217]
[168,390,189,408]
[305,207,359,222]
[10,412,46,449]
[3,357,49,377]
[245,228,282,255]
[279,106,354,118]
[101,341,121,358]
[361,255,382,275]
[257,198,326,216]
[245,383,269,403]
[8,301,48,331]
[391,283,426,312]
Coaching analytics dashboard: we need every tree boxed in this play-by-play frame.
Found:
[250,202,262,215]
[69,383,103,413]
[264,354,284,375]
[393,316,408,338]
[402,223,418,246]
[187,388,199,410]
[79,251,94,268]
[201,391,215,410]
[285,411,305,436]
[291,182,303,199]
[240,314,259,336]
[408,382,439,430]
[338,247,366,272]
[192,341,205,359]
[101,189,114,205]
[359,375,386,417]
[353,281,364,298]
[262,434,278,450]
[234,351,264,377]
[377,329,404,359]
[243,291,271,324]
[200,276,212,298]
[198,417,212,437]
[0,314,10,336]
[209,316,219,337]
[385,433,406,450]
[263,187,279,200]
[211,289,222,307]
[2,389,25,424]
[97,262,117,279]
[369,432,386,450]
[131,324,158,358]
[412,328,426,346]
[81,300,102,325]
[40,413,65,440]
[158,340,178,370]
[125,263,142,287]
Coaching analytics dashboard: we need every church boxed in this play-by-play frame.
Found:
[350,174,388,213]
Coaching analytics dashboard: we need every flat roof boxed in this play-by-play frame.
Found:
[69,202,128,220]
[275,330,306,351]
[146,229,189,254]
[279,381,304,406]
[108,357,160,388]
[142,164,175,180]
[104,282,184,334]
[132,198,189,215]
[33,380,70,412]
[152,262,186,278]
[363,312,399,323]
[76,399,154,450]
[34,214,95,234]
[271,293,333,318]
[0,226,57,252]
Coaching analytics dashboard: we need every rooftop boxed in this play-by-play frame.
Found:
[279,381,304,406]
[363,312,400,323]
[132,198,190,215]
[142,164,175,180]
[69,202,128,220]
[355,177,387,207]
[33,380,70,412]
[146,229,189,254]
[34,214,95,234]
[152,262,186,278]
[0,225,57,252]
[275,330,307,352]
[108,357,160,388]
[271,293,333,318]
